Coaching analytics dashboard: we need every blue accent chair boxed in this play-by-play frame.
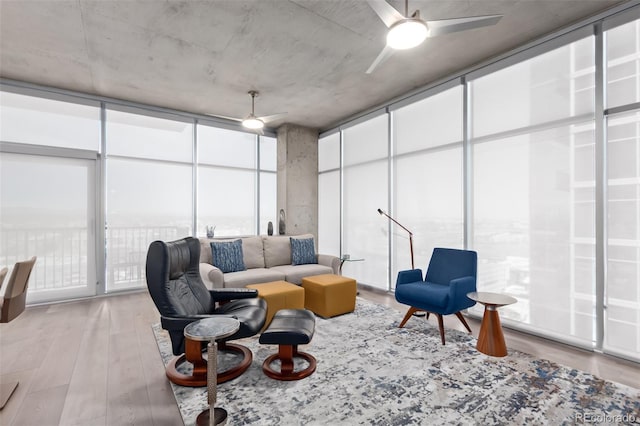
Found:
[395,248,477,345]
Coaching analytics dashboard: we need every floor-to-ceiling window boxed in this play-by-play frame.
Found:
[391,85,464,286]
[0,91,100,302]
[197,124,256,237]
[259,136,277,235]
[604,16,640,359]
[0,82,277,300]
[317,5,640,361]
[343,114,389,289]
[469,34,597,345]
[318,132,340,256]
[105,107,193,291]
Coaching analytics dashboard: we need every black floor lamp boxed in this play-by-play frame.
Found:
[377,208,414,270]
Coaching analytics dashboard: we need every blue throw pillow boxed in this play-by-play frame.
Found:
[210,240,246,273]
[290,237,317,265]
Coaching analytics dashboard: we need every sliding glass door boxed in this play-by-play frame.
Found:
[0,150,97,303]
[0,89,100,303]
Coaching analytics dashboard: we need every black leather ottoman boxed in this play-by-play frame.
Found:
[258,309,316,381]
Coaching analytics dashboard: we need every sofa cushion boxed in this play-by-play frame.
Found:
[223,268,286,288]
[241,236,266,269]
[263,236,292,267]
[290,237,317,265]
[263,234,317,268]
[199,238,213,264]
[269,264,333,285]
[210,240,246,273]
[201,236,265,268]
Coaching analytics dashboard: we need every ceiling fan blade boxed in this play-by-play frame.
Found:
[426,14,502,37]
[204,112,242,122]
[366,0,404,28]
[258,112,288,123]
[366,45,395,74]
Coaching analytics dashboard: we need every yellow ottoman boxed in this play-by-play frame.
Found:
[301,274,357,318]
[246,281,305,328]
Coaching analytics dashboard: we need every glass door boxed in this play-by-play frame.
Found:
[0,151,97,303]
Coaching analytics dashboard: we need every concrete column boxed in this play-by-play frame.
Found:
[276,124,319,237]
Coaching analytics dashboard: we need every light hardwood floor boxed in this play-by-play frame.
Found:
[1,288,638,426]
[0,291,182,426]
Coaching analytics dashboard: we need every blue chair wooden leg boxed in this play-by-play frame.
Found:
[436,314,446,345]
[399,307,419,327]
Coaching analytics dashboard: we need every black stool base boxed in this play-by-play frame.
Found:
[196,407,228,426]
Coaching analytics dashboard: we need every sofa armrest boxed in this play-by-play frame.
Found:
[317,254,340,274]
[200,262,224,289]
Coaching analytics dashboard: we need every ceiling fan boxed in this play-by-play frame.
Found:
[241,90,288,132]
[365,0,503,74]
[211,90,287,134]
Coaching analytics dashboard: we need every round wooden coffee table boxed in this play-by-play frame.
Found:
[467,291,517,357]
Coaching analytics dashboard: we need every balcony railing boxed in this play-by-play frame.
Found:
[106,225,189,291]
[0,227,88,291]
[0,225,189,294]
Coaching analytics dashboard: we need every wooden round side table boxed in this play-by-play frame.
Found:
[467,291,517,357]
[184,317,240,426]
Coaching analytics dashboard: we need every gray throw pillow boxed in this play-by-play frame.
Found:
[210,239,246,273]
[290,237,317,265]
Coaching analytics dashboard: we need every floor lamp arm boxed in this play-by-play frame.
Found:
[378,208,415,270]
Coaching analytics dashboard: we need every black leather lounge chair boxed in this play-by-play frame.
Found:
[146,236,267,386]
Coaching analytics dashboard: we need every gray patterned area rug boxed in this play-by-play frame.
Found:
[152,298,640,425]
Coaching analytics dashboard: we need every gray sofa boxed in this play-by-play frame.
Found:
[198,234,340,289]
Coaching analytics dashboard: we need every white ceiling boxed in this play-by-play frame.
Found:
[0,0,629,131]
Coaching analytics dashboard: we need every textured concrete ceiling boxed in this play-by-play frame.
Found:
[0,0,628,131]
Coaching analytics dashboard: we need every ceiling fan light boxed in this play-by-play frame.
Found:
[387,19,428,50]
[242,116,264,129]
